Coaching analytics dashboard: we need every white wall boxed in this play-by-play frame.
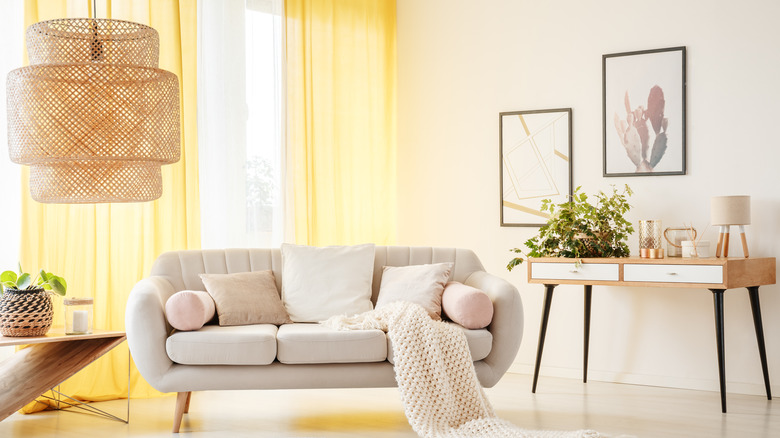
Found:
[397,0,780,396]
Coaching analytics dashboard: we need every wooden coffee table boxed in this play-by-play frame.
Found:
[0,329,126,421]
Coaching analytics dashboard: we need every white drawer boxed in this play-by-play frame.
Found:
[623,264,723,284]
[531,262,619,281]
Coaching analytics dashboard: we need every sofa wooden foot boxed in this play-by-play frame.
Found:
[173,391,191,433]
[184,391,192,413]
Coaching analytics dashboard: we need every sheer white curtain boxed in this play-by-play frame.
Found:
[0,1,23,271]
[197,0,286,248]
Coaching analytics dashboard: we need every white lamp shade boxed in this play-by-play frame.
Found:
[710,195,751,225]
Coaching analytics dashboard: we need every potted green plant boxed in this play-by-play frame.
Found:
[0,265,67,337]
[507,185,634,271]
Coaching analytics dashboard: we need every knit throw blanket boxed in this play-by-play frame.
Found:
[323,301,602,438]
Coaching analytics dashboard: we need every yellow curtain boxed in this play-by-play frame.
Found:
[286,0,397,246]
[19,0,199,412]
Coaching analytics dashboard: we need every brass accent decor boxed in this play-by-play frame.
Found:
[6,18,180,203]
[638,220,664,259]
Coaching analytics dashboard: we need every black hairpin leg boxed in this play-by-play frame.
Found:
[710,289,727,413]
[747,286,772,400]
[583,285,592,383]
[532,284,557,393]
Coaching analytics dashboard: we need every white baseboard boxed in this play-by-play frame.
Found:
[507,362,776,397]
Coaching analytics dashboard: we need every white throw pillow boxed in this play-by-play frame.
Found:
[375,263,453,320]
[281,243,376,322]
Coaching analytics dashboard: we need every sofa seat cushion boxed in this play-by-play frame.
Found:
[276,323,387,364]
[387,323,492,365]
[166,324,278,365]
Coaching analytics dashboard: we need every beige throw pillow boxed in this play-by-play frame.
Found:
[200,270,292,326]
[375,263,453,320]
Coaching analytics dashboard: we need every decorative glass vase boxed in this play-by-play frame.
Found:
[638,220,664,258]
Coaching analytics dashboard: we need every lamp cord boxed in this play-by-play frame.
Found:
[90,0,103,62]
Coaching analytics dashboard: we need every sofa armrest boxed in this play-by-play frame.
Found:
[126,276,177,391]
[464,270,523,387]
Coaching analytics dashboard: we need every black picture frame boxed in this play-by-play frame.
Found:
[603,46,686,177]
[499,108,572,227]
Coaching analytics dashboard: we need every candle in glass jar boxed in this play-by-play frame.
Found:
[73,310,89,333]
[64,297,93,335]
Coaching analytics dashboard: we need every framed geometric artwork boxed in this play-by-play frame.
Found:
[603,46,686,177]
[499,108,572,227]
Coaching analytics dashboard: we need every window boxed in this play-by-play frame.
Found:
[197,0,285,248]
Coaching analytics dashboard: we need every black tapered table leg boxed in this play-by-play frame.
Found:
[532,284,557,393]
[747,286,772,400]
[583,285,592,383]
[710,289,727,413]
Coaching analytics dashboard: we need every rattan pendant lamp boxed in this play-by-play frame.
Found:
[6,11,180,203]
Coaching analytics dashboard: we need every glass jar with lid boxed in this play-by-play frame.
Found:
[64,297,93,335]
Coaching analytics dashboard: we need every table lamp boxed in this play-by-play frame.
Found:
[711,195,751,258]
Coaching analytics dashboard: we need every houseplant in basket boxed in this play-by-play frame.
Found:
[507,185,634,271]
[0,266,67,337]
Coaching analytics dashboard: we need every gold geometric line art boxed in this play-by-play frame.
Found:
[518,114,532,136]
[504,113,568,202]
[502,156,525,201]
[502,109,570,224]
[518,115,558,199]
[503,145,550,202]
[503,122,556,201]
[502,200,551,219]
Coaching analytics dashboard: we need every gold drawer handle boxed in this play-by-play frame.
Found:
[569,270,579,274]
[667,272,678,276]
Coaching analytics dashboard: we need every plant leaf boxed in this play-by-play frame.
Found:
[50,277,66,296]
[55,276,68,292]
[0,271,17,285]
[506,258,524,272]
[17,273,32,289]
[39,270,51,282]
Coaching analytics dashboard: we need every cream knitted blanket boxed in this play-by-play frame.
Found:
[323,301,602,438]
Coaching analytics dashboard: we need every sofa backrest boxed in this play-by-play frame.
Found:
[150,246,485,304]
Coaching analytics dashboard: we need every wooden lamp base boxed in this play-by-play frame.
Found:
[715,225,749,258]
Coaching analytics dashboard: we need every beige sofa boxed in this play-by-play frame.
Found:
[126,246,524,432]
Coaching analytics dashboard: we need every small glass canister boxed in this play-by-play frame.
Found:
[64,297,93,335]
[638,220,664,258]
[664,226,696,257]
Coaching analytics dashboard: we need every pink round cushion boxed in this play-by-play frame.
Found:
[441,281,494,329]
[165,290,216,331]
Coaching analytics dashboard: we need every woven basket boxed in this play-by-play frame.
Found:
[0,287,54,337]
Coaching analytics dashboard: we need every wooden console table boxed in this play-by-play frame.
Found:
[0,329,126,421]
[527,256,776,413]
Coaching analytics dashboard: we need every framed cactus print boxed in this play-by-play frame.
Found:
[603,46,686,176]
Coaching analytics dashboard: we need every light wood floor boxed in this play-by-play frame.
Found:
[0,373,777,437]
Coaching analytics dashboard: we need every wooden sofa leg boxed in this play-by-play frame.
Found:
[173,391,191,433]
[184,391,192,413]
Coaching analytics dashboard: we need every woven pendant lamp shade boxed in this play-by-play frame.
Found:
[6,18,180,203]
